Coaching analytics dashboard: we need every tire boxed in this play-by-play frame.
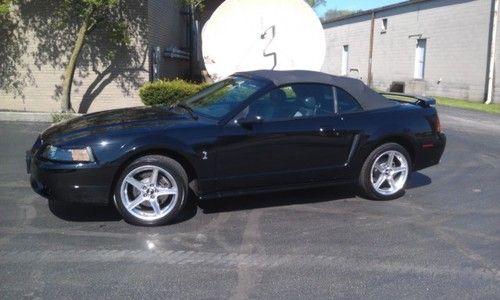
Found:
[359,143,411,200]
[113,155,188,226]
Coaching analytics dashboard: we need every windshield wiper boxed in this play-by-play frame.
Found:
[174,103,198,120]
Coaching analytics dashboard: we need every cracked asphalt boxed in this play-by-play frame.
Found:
[0,106,499,299]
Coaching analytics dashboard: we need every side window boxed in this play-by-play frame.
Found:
[237,83,334,122]
[335,87,363,114]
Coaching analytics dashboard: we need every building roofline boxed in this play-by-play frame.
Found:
[322,0,434,25]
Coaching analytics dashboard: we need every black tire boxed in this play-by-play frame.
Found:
[359,143,411,200]
[113,155,188,226]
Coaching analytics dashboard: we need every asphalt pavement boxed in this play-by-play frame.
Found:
[0,106,499,299]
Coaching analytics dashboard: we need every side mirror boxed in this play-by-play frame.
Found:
[236,116,263,128]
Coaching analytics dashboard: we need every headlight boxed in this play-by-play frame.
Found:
[42,145,94,162]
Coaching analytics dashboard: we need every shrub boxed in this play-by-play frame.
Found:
[139,79,208,106]
[51,112,78,123]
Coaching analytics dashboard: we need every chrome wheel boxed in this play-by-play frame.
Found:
[370,150,409,196]
[120,165,179,222]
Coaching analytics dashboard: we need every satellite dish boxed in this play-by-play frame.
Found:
[202,0,326,81]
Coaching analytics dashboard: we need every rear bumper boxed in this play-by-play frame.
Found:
[27,153,114,205]
[414,132,447,171]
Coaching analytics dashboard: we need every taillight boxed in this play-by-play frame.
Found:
[435,115,441,133]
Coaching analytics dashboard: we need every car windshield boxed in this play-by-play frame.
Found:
[184,76,266,119]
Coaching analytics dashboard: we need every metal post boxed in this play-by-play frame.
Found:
[367,12,375,87]
[486,0,499,104]
[189,5,195,80]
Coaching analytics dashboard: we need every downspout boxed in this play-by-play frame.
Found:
[486,0,499,104]
[367,12,375,87]
[188,4,195,80]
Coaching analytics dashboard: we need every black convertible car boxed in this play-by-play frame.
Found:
[27,70,446,226]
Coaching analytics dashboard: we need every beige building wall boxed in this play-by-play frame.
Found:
[322,14,372,82]
[0,0,193,114]
[322,0,497,103]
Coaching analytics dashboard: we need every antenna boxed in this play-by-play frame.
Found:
[202,0,326,81]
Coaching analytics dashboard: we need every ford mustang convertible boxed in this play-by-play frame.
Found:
[27,70,446,226]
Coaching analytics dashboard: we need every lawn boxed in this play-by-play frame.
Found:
[434,96,500,115]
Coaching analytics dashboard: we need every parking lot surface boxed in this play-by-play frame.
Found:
[0,106,499,299]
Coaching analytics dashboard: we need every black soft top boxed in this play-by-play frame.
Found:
[234,70,397,111]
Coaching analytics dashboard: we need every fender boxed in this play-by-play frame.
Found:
[113,133,214,179]
[351,128,419,177]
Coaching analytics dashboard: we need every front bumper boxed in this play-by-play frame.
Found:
[27,152,114,205]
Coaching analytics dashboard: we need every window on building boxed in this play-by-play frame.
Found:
[414,39,427,79]
[381,18,388,33]
[341,45,349,76]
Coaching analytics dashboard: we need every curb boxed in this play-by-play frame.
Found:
[0,111,52,122]
[0,111,80,123]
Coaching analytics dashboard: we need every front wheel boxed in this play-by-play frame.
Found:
[113,155,188,226]
[359,143,411,200]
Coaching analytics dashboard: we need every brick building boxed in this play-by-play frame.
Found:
[322,0,500,103]
[0,0,222,113]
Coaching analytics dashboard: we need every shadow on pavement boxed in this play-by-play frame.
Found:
[406,172,432,189]
[47,172,431,223]
[48,198,198,224]
[48,200,122,222]
[201,172,432,214]
[200,184,358,214]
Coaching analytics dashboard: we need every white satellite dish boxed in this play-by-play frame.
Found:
[202,0,326,81]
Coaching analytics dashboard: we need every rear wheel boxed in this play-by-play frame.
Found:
[359,143,411,200]
[114,155,188,226]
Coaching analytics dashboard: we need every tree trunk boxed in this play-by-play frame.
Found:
[60,15,91,112]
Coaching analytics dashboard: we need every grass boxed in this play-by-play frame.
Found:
[434,96,500,115]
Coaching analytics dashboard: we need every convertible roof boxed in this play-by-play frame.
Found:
[234,70,397,111]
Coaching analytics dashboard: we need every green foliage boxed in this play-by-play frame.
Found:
[0,0,14,17]
[180,0,204,10]
[57,0,126,39]
[434,96,500,115]
[0,5,9,15]
[139,79,208,106]
[323,9,362,21]
[1,0,146,111]
[0,0,11,14]
[305,0,325,7]
[51,112,78,123]
[54,0,132,112]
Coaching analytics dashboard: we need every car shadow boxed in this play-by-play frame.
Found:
[48,200,122,222]
[200,184,358,214]
[48,198,198,224]
[47,172,431,223]
[200,172,432,214]
[406,172,432,189]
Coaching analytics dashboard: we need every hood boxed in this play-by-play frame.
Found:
[42,106,190,144]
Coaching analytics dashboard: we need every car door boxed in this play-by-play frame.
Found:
[215,83,357,191]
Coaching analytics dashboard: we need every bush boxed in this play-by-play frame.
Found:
[51,112,78,123]
[139,79,208,106]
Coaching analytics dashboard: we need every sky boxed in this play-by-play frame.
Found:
[314,0,403,17]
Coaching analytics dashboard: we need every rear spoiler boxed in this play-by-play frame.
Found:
[379,92,437,108]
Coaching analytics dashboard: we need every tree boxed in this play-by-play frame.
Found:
[305,0,326,8]
[323,8,361,21]
[0,0,12,15]
[55,0,129,112]
[181,0,204,9]
[1,0,33,99]
[57,0,200,112]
